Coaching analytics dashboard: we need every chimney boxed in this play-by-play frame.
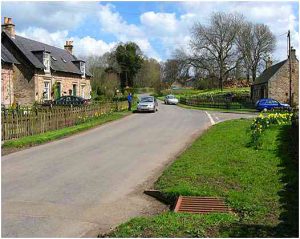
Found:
[64,40,73,54]
[266,57,273,69]
[290,47,297,61]
[2,17,15,38]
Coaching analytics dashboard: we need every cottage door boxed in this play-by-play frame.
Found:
[56,82,61,98]
[260,87,266,99]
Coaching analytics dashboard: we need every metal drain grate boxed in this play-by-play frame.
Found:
[174,196,232,214]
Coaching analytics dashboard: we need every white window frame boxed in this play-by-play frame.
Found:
[80,62,86,77]
[43,81,51,100]
[81,84,85,98]
[43,52,51,73]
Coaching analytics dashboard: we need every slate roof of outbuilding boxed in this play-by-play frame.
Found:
[254,60,286,85]
[2,32,91,76]
[1,43,20,64]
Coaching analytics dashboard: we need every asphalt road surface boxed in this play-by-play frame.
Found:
[2,101,255,237]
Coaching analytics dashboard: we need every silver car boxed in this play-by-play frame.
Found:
[164,95,179,105]
[137,96,158,113]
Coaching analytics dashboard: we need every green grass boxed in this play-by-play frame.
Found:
[177,103,257,113]
[109,119,298,237]
[155,87,254,112]
[160,87,250,98]
[2,111,131,149]
[110,212,238,238]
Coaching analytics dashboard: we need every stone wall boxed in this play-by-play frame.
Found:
[268,59,299,106]
[1,63,14,106]
[13,63,35,106]
[35,72,91,101]
[251,58,299,106]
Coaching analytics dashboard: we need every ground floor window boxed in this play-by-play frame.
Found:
[73,84,77,96]
[81,84,85,98]
[43,81,50,100]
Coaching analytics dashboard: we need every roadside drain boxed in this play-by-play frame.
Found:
[174,196,232,214]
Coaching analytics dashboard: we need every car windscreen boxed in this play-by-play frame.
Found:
[140,97,154,102]
[168,95,175,99]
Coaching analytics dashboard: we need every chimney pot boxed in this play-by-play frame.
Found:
[290,47,296,60]
[2,17,15,38]
[266,57,273,69]
[64,40,73,54]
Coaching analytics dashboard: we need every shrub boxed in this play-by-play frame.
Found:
[250,113,293,149]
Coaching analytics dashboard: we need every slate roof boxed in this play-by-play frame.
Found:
[1,43,19,64]
[2,32,91,77]
[254,60,287,85]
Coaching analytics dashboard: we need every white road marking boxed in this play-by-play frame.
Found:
[205,111,215,125]
[215,116,220,121]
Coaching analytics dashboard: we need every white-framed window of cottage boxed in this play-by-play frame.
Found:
[80,62,86,77]
[43,81,50,100]
[43,52,51,73]
[81,84,85,98]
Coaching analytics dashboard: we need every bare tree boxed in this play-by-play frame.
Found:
[161,59,182,85]
[236,22,276,81]
[190,12,243,90]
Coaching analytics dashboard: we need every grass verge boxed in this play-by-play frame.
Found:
[2,111,131,151]
[109,119,298,237]
[177,103,257,113]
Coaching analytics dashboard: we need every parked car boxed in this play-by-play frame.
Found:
[255,98,291,111]
[54,96,89,106]
[164,95,179,105]
[137,96,158,113]
[41,100,54,107]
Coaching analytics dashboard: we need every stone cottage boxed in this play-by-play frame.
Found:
[251,48,299,106]
[1,17,92,107]
[1,43,20,106]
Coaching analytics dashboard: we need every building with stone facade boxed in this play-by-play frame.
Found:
[1,17,92,107]
[1,43,19,106]
[251,48,299,106]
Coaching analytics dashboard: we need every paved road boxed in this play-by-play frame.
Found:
[2,101,254,237]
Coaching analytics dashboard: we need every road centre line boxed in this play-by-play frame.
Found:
[205,111,216,125]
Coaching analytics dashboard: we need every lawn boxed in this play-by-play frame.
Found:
[2,111,131,152]
[177,102,257,113]
[155,87,254,112]
[157,87,250,98]
[109,119,298,237]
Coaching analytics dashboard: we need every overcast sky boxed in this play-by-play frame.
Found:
[2,1,299,61]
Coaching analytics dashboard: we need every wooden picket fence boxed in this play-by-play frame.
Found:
[1,101,128,141]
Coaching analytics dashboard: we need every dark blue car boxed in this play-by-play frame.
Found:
[255,98,291,111]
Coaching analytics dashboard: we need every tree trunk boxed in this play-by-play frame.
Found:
[219,76,223,91]
[251,69,256,82]
[246,69,250,82]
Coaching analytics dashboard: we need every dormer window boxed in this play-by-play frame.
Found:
[80,61,86,77]
[43,52,51,73]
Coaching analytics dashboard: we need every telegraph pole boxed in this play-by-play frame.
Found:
[287,30,292,106]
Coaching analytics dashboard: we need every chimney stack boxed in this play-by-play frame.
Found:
[290,47,297,61]
[2,17,15,38]
[64,40,73,54]
[266,57,273,69]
